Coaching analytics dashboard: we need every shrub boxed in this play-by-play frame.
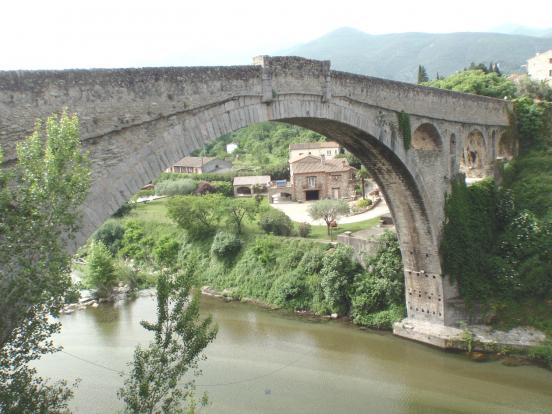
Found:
[167,194,224,239]
[319,245,361,314]
[351,276,403,317]
[85,241,117,298]
[352,304,405,329]
[298,222,312,238]
[119,220,155,262]
[195,181,215,195]
[356,198,372,209]
[93,220,125,255]
[259,208,293,236]
[210,231,242,260]
[155,172,234,183]
[155,179,197,196]
[114,259,154,290]
[211,181,234,196]
[528,341,552,369]
[153,236,181,267]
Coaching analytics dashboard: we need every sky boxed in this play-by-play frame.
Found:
[1,0,551,70]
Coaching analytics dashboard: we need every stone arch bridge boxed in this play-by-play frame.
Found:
[0,56,512,346]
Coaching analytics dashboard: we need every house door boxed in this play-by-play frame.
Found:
[305,190,320,201]
[332,188,340,199]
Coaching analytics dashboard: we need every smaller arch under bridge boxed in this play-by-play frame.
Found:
[0,56,513,347]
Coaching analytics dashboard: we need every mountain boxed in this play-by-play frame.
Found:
[282,27,552,82]
[491,24,552,38]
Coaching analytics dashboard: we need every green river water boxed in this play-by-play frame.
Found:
[36,294,552,413]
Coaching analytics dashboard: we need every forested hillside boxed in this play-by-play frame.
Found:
[194,122,326,178]
[283,27,552,82]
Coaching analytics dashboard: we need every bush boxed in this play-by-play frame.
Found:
[259,208,293,236]
[356,198,372,209]
[119,220,155,262]
[155,179,197,196]
[153,236,182,267]
[115,259,156,290]
[211,181,234,197]
[85,241,117,298]
[319,245,361,314]
[210,231,242,260]
[528,341,552,369]
[352,304,405,329]
[155,172,234,183]
[93,220,125,255]
[167,194,224,239]
[298,222,311,238]
[195,181,215,195]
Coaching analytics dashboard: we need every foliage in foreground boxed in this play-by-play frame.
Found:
[199,232,404,327]
[0,112,90,412]
[118,267,217,414]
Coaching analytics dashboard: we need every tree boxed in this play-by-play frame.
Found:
[85,241,117,298]
[417,65,429,84]
[167,194,225,239]
[356,167,370,199]
[308,199,350,237]
[424,69,516,98]
[259,208,293,236]
[0,111,90,411]
[118,268,218,414]
[222,197,257,235]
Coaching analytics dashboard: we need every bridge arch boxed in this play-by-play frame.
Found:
[411,122,442,151]
[461,129,487,178]
[0,56,513,342]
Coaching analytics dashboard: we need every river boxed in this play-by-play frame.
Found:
[36,294,552,413]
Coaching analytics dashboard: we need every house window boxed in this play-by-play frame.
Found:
[549,69,552,76]
[327,150,332,155]
[335,149,338,154]
[307,176,317,188]
[549,58,552,64]
[331,174,341,182]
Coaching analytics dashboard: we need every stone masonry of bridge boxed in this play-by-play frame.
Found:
[0,56,512,347]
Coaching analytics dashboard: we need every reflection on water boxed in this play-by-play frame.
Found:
[36,295,552,414]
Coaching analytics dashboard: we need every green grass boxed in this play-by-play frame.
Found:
[125,196,380,243]
[308,218,380,240]
[128,198,171,224]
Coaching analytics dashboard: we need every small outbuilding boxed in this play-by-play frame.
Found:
[233,175,271,197]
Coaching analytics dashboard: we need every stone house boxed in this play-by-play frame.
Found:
[233,175,271,196]
[289,141,342,162]
[269,155,356,202]
[527,50,552,86]
[166,156,232,174]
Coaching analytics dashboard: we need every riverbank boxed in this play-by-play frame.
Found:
[201,283,550,368]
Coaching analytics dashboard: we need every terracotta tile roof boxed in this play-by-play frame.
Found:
[289,141,340,150]
[233,176,272,186]
[291,156,354,174]
[173,156,217,168]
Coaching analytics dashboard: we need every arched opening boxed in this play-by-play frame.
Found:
[461,129,487,179]
[497,132,514,160]
[75,97,451,328]
[411,123,442,150]
[235,186,252,196]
